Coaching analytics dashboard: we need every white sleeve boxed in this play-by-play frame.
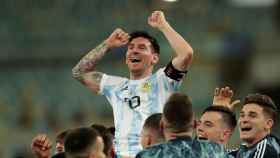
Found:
[99,73,126,96]
[156,68,182,92]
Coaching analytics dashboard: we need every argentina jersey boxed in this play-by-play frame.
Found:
[229,135,280,158]
[136,136,230,158]
[99,68,182,157]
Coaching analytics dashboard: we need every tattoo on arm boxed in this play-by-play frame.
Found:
[90,72,103,85]
[72,42,108,80]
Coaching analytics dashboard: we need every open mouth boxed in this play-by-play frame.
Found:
[241,127,252,132]
[130,58,141,63]
[198,136,208,140]
[197,133,208,140]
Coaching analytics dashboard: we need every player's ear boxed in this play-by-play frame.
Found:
[265,118,274,130]
[151,53,159,65]
[222,129,232,141]
[147,135,152,146]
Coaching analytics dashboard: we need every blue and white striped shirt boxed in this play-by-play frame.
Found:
[99,68,182,157]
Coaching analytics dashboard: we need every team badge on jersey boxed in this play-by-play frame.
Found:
[141,82,152,93]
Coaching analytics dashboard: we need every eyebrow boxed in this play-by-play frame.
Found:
[248,111,258,115]
[204,121,214,125]
[240,111,258,116]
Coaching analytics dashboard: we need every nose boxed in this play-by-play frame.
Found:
[239,116,249,124]
[196,124,203,132]
[130,50,139,55]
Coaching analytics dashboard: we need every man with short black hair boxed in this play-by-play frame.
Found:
[91,124,114,158]
[197,105,237,146]
[140,113,164,148]
[64,127,106,158]
[196,86,237,147]
[55,129,69,154]
[136,93,229,158]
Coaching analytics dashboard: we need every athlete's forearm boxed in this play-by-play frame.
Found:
[72,41,109,80]
[161,23,193,60]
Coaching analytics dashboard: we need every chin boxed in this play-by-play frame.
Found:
[240,134,254,142]
[129,65,145,71]
[129,68,142,73]
[128,65,142,70]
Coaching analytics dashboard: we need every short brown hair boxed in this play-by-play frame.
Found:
[163,93,193,132]
[244,93,277,122]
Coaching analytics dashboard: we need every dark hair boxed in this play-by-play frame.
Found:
[202,106,237,130]
[244,93,277,122]
[143,113,162,129]
[129,31,160,54]
[163,93,193,132]
[56,130,69,143]
[64,127,100,158]
[91,124,113,157]
[107,126,115,136]
[143,113,163,139]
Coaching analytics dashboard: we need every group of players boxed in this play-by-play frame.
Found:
[31,10,280,158]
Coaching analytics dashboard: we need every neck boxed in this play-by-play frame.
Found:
[129,68,153,80]
[245,132,270,147]
[164,130,193,141]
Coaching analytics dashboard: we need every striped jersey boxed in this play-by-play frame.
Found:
[136,136,230,158]
[99,68,182,157]
[229,134,280,158]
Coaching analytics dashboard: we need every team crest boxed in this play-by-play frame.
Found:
[141,82,152,92]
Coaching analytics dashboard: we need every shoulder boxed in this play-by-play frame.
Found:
[197,140,229,156]
[253,137,279,158]
[101,73,128,86]
[198,139,225,149]
[136,144,165,158]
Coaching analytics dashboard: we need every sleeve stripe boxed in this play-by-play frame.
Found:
[254,139,268,158]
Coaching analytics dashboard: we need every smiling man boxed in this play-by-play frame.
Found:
[72,11,193,158]
[196,87,237,147]
[230,94,280,158]
[197,106,237,146]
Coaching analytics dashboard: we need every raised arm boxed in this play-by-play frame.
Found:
[72,28,129,93]
[148,11,194,71]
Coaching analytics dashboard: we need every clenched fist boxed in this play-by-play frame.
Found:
[148,11,169,30]
[105,28,129,48]
[31,134,52,158]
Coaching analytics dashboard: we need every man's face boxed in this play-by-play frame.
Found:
[55,140,64,154]
[197,111,227,144]
[126,37,158,74]
[90,136,106,158]
[239,104,272,145]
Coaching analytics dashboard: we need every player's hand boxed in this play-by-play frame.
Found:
[213,86,240,111]
[31,134,52,158]
[105,28,129,48]
[148,11,169,30]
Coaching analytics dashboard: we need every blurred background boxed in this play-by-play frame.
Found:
[0,0,280,157]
